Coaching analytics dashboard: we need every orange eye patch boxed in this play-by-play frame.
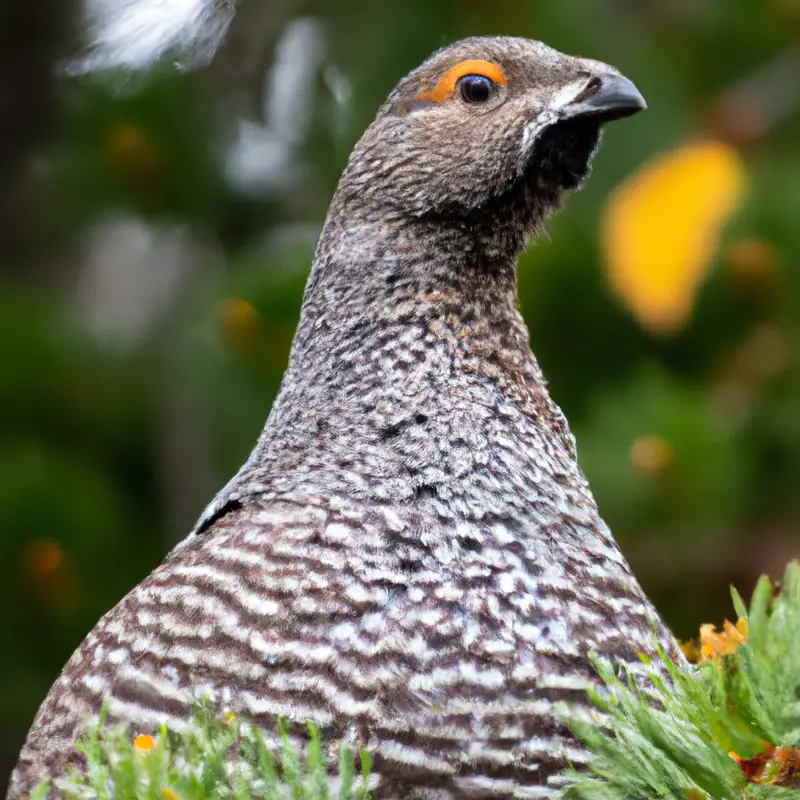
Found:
[417,59,508,103]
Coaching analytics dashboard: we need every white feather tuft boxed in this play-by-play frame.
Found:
[73,0,238,73]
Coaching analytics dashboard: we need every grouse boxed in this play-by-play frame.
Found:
[11,36,675,799]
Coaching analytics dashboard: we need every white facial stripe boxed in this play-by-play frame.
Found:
[519,110,557,162]
[549,79,593,111]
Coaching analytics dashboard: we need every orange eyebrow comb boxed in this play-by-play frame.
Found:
[417,59,508,103]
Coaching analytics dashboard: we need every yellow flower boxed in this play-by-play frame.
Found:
[23,539,64,579]
[726,238,779,289]
[678,638,701,664]
[629,434,674,476]
[699,617,748,660]
[105,124,163,182]
[133,734,156,753]
[680,616,748,663]
[602,139,745,335]
[106,124,148,161]
[219,298,261,357]
[163,789,179,800]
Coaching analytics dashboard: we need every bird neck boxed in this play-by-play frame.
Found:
[200,204,586,524]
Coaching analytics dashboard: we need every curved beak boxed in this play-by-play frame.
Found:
[565,73,647,122]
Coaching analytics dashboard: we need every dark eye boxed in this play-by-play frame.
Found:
[458,74,494,104]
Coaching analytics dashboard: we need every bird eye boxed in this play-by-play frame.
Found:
[458,74,494,104]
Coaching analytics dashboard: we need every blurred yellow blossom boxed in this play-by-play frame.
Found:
[105,123,162,179]
[23,539,64,580]
[162,789,179,800]
[629,434,674,475]
[219,298,261,357]
[106,124,148,161]
[602,140,746,335]
[726,238,779,289]
[133,733,156,753]
[22,538,77,607]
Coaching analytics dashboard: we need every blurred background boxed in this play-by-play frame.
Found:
[2,0,800,786]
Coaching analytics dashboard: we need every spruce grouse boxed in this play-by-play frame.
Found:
[11,36,675,799]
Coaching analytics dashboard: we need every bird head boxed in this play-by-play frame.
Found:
[336,36,645,255]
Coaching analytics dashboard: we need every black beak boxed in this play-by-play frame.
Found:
[565,74,647,122]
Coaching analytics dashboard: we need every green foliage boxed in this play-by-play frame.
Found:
[35,702,371,800]
[59,69,227,226]
[561,562,800,800]
[575,366,749,531]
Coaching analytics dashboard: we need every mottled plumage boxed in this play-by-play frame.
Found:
[11,37,675,799]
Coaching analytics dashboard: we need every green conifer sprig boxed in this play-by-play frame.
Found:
[561,561,800,800]
[32,700,371,800]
